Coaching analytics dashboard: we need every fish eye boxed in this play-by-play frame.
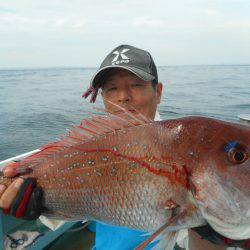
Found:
[228,148,248,164]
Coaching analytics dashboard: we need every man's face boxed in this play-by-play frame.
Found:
[101,69,162,120]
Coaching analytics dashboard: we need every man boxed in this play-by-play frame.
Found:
[82,45,163,249]
[0,45,243,249]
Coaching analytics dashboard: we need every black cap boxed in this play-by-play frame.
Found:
[82,44,158,103]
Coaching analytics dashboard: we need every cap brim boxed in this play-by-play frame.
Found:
[90,65,155,88]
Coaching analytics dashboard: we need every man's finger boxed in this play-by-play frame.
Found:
[3,162,31,178]
[0,178,24,209]
[0,185,7,197]
[3,167,19,177]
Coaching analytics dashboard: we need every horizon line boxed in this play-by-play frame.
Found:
[0,63,250,70]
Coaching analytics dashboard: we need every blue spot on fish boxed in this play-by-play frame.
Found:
[225,141,238,152]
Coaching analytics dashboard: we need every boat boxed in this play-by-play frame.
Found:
[238,114,250,125]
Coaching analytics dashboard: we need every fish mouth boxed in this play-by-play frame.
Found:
[196,182,250,239]
[192,170,250,240]
[197,183,250,224]
[200,205,250,240]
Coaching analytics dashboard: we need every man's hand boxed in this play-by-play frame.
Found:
[0,178,24,210]
[0,164,43,220]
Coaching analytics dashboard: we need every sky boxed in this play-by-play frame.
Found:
[0,0,250,68]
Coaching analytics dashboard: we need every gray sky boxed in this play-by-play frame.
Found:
[1,0,250,68]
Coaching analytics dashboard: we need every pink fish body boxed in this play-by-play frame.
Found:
[1,114,249,240]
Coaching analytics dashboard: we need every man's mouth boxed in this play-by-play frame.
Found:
[113,109,136,114]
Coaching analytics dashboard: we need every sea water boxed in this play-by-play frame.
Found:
[0,65,249,161]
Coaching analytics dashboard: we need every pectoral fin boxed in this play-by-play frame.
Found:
[135,210,187,250]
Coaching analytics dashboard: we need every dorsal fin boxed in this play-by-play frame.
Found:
[62,107,151,145]
[5,107,152,172]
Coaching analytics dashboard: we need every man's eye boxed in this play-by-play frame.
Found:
[132,83,143,87]
[104,87,117,92]
[106,87,117,92]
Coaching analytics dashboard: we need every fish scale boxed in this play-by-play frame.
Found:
[44,154,172,224]
[44,174,172,230]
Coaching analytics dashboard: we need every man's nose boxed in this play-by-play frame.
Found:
[117,89,131,103]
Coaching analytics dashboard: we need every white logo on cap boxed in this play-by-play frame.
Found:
[111,48,130,65]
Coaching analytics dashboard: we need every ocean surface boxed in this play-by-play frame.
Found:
[0,65,249,161]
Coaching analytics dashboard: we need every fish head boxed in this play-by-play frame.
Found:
[187,118,250,239]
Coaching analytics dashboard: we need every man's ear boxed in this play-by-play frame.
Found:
[156,82,163,104]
